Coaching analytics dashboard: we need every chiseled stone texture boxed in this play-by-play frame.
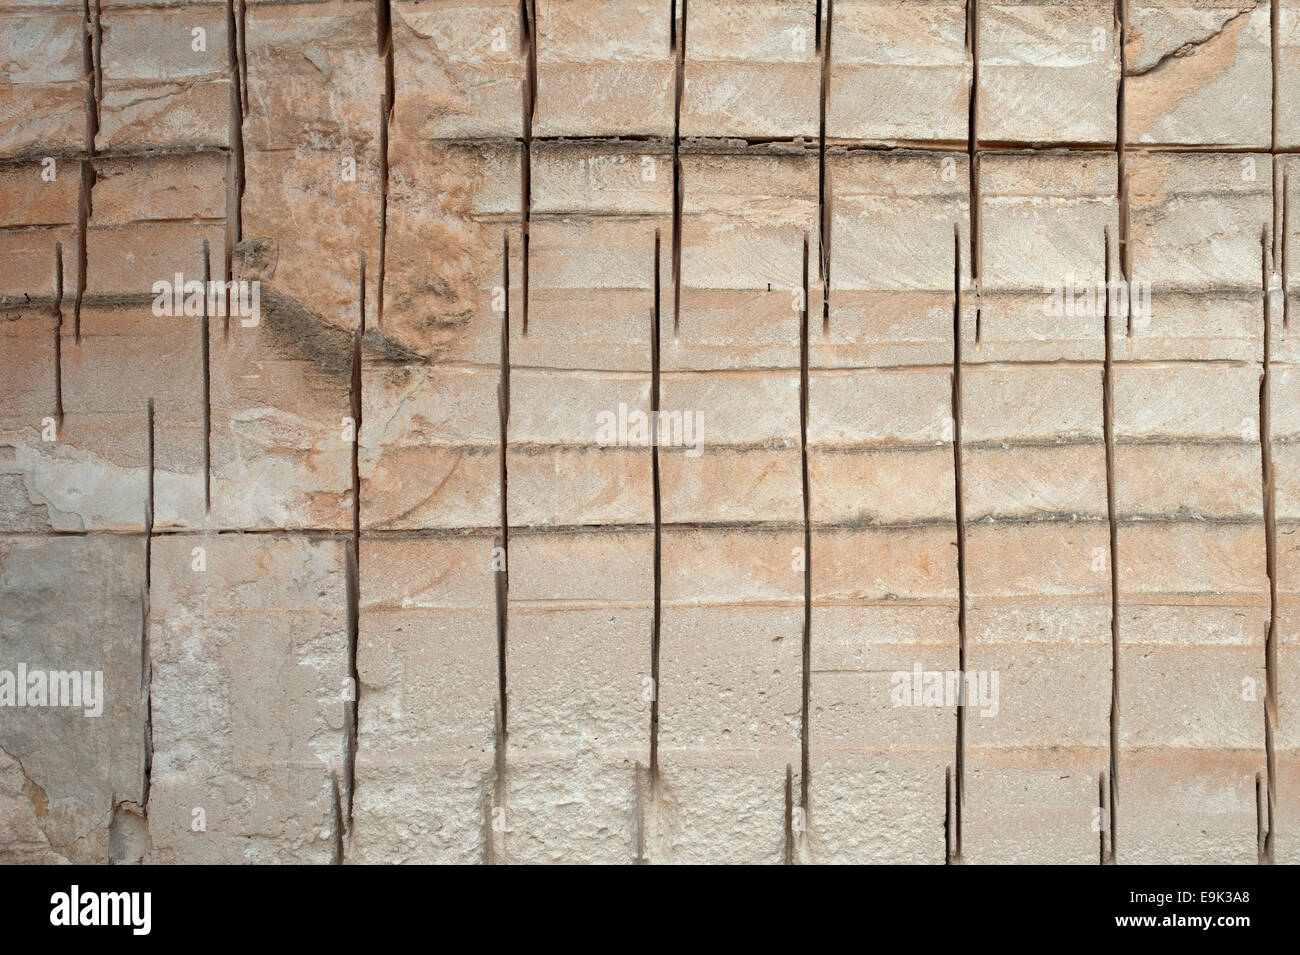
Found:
[0,534,147,863]
[829,0,970,144]
[681,0,820,139]
[391,0,525,140]
[1125,0,1272,147]
[95,5,231,151]
[147,533,348,863]
[980,0,1118,145]
[0,8,85,157]
[0,159,78,302]
[349,534,498,863]
[1,0,1293,867]
[976,152,1117,362]
[504,528,651,863]
[535,0,675,138]
[820,150,969,369]
[241,0,383,334]
[653,528,802,863]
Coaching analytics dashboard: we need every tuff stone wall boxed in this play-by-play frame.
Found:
[0,0,1297,864]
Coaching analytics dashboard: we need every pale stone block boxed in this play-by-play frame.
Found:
[360,363,500,530]
[809,368,952,447]
[646,752,791,864]
[1118,749,1261,863]
[963,749,1106,863]
[392,0,525,140]
[822,150,969,368]
[980,0,1118,145]
[0,534,146,863]
[681,0,820,139]
[207,301,354,530]
[674,150,817,370]
[349,534,498,863]
[976,152,1118,361]
[1126,152,1272,292]
[810,446,956,525]
[379,139,520,364]
[828,0,970,144]
[1119,644,1264,749]
[0,11,85,155]
[1125,0,1272,147]
[534,0,674,138]
[146,534,349,863]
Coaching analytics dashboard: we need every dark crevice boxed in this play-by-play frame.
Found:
[201,240,212,516]
[225,0,246,339]
[141,399,155,811]
[784,764,795,865]
[944,765,954,863]
[493,232,512,862]
[671,0,687,338]
[649,231,663,781]
[1099,771,1108,864]
[520,1,537,336]
[1103,228,1121,863]
[1260,230,1278,864]
[344,254,365,839]
[74,0,97,345]
[52,243,64,426]
[331,773,344,865]
[1117,0,1133,337]
[950,225,968,862]
[799,235,812,815]
[817,0,832,336]
[377,0,394,328]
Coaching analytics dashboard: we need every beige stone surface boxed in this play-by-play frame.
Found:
[146,533,348,863]
[1125,0,1271,147]
[0,534,147,863]
[1,0,1292,868]
[980,0,1118,145]
[829,0,971,144]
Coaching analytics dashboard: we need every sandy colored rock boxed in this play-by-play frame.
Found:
[349,534,498,863]
[829,0,970,143]
[980,0,1118,145]
[681,0,820,139]
[391,0,525,140]
[534,0,675,138]
[822,150,969,368]
[1125,0,1271,147]
[0,534,147,863]
[146,533,348,863]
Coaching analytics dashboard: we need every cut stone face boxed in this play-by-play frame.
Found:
[240,0,383,334]
[0,9,85,156]
[349,534,499,864]
[378,139,521,364]
[391,0,525,140]
[681,0,820,139]
[1125,0,1272,148]
[504,528,651,863]
[521,140,670,373]
[0,533,147,863]
[979,0,1119,145]
[675,148,817,367]
[828,0,971,144]
[146,533,348,863]
[976,152,1118,362]
[207,300,354,531]
[653,527,802,863]
[534,0,674,137]
[821,150,969,369]
[95,6,231,151]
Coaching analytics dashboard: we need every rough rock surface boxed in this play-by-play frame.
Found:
[0,0,1290,865]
